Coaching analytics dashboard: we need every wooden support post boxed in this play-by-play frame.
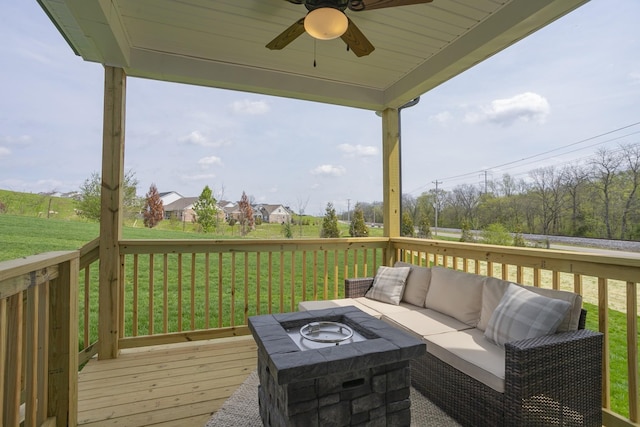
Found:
[381,108,400,265]
[48,257,79,427]
[99,66,126,360]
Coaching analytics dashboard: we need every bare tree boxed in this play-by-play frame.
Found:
[529,166,565,235]
[296,196,310,237]
[590,147,622,239]
[451,184,482,228]
[561,164,588,236]
[620,144,640,239]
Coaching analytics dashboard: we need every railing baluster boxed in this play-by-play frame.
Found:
[255,252,261,315]
[163,254,168,334]
[231,252,237,327]
[25,285,38,426]
[148,254,154,336]
[268,252,273,314]
[132,254,138,337]
[599,277,611,409]
[301,251,306,304]
[333,249,339,299]
[205,253,210,328]
[37,281,49,425]
[290,252,295,312]
[218,253,223,328]
[191,253,197,330]
[627,281,638,422]
[119,254,125,338]
[84,265,91,345]
[363,248,369,277]
[313,251,318,301]
[279,251,284,313]
[323,250,329,300]
[5,292,22,427]
[177,253,183,332]
[247,252,251,323]
[0,298,6,420]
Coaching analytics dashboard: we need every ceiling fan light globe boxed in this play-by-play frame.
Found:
[304,8,348,40]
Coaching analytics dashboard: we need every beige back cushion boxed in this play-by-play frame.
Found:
[479,277,583,332]
[424,267,485,327]
[394,261,431,307]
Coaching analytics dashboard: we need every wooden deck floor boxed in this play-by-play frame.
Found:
[77,335,258,427]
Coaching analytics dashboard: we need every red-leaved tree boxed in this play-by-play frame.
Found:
[143,183,164,228]
[238,191,254,236]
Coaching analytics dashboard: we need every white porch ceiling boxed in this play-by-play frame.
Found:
[38,0,589,110]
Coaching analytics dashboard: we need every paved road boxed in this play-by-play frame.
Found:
[432,228,640,260]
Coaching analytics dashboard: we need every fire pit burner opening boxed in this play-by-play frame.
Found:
[300,321,353,344]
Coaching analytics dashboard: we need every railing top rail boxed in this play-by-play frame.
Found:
[0,250,78,298]
[79,237,100,268]
[391,237,640,282]
[119,237,389,254]
[0,250,78,281]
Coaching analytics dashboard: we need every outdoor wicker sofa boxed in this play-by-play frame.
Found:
[299,264,603,426]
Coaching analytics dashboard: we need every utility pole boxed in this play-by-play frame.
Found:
[432,180,442,237]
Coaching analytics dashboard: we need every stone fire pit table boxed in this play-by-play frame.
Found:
[248,306,426,427]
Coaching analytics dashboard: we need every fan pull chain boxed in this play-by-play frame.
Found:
[313,39,317,67]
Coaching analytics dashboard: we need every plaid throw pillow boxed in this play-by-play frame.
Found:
[365,266,411,305]
[484,283,572,348]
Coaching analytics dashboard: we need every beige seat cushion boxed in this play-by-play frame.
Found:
[394,261,431,307]
[381,308,472,339]
[478,277,583,332]
[298,298,382,318]
[425,329,506,393]
[355,297,416,316]
[424,267,485,327]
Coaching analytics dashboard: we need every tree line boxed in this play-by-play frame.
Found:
[353,144,640,240]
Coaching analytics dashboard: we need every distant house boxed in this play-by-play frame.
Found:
[159,192,290,224]
[255,204,292,224]
[163,196,198,222]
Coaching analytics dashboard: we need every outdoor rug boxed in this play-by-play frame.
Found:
[205,370,460,426]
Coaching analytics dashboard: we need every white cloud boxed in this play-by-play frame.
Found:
[198,156,223,168]
[230,99,270,115]
[465,92,550,126]
[428,111,453,125]
[180,131,230,147]
[0,135,31,145]
[338,144,378,157]
[180,173,216,182]
[629,71,640,84]
[310,164,346,177]
[0,147,10,157]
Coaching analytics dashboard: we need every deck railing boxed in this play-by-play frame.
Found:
[114,237,639,426]
[0,250,79,427]
[6,237,640,426]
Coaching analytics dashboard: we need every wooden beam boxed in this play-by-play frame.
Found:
[99,66,126,360]
[381,108,401,264]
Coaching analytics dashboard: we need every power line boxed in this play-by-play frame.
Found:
[406,121,640,195]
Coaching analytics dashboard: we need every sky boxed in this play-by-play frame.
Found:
[1,0,639,216]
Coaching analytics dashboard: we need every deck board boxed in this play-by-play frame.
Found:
[77,336,257,427]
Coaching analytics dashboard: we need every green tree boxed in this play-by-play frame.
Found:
[142,183,164,228]
[320,202,340,238]
[282,221,293,238]
[417,212,432,238]
[77,170,139,221]
[193,185,218,233]
[238,191,254,236]
[481,223,512,246]
[349,205,369,237]
[401,211,414,237]
[460,219,475,242]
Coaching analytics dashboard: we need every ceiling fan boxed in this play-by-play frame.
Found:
[266,0,434,57]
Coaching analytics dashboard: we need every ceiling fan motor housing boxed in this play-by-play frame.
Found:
[303,0,351,12]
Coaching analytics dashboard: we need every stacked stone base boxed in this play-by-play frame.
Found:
[258,358,412,427]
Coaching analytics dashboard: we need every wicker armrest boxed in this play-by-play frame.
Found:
[344,277,374,298]
[504,329,603,426]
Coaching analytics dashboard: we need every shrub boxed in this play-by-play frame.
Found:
[481,223,512,246]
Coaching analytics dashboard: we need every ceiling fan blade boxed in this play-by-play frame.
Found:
[349,0,433,11]
[266,18,306,50]
[340,17,374,57]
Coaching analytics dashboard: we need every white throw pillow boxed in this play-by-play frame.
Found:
[394,261,431,307]
[424,266,484,327]
[484,283,572,348]
[365,266,411,305]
